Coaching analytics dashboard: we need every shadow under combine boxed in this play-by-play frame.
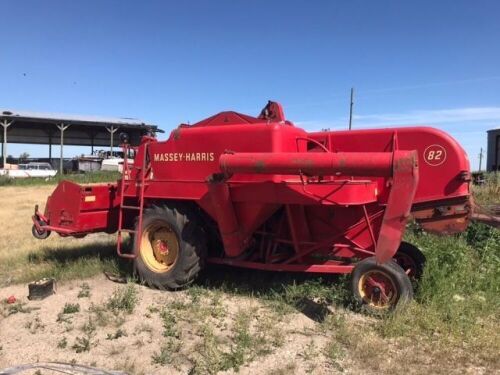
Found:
[26,240,133,276]
[195,265,353,322]
[25,243,351,321]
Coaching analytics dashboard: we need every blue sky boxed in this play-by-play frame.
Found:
[1,0,499,170]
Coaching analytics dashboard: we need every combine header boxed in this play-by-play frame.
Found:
[32,101,473,312]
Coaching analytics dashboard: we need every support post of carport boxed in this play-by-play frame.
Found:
[90,131,95,154]
[106,125,118,156]
[48,131,53,163]
[57,123,70,176]
[1,120,12,169]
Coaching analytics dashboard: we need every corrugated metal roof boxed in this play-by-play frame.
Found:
[0,109,153,127]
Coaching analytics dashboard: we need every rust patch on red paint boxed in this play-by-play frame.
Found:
[254,160,266,173]
[172,128,181,140]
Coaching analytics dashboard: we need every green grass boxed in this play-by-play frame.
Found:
[1,301,39,317]
[106,284,139,314]
[62,303,80,314]
[77,283,91,298]
[57,337,68,349]
[151,338,181,366]
[159,308,180,338]
[0,170,121,187]
[72,315,97,353]
[1,241,129,287]
[473,172,499,206]
[185,301,285,373]
[377,222,500,360]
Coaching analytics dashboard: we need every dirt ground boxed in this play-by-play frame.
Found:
[0,275,493,375]
[0,275,340,375]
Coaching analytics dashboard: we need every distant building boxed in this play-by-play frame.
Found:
[486,128,500,171]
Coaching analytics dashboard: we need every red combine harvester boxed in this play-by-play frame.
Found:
[32,101,473,312]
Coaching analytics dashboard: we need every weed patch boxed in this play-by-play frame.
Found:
[2,301,39,316]
[72,316,97,353]
[160,308,180,338]
[62,303,80,314]
[77,283,91,298]
[383,221,500,368]
[57,337,68,349]
[107,284,138,314]
[151,338,182,366]
[88,303,111,327]
[190,326,227,374]
[25,314,45,334]
[106,328,127,340]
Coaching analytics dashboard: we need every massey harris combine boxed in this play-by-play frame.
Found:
[32,101,474,312]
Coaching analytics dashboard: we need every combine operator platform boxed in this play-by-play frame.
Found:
[32,101,473,312]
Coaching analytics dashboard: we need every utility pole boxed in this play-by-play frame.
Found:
[478,147,484,172]
[348,87,354,130]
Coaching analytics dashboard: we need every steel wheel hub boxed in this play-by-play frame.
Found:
[140,221,179,273]
[358,270,398,309]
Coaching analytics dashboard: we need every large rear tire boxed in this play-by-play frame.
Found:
[133,204,206,290]
[351,257,413,314]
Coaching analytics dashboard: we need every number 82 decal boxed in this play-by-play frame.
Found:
[423,144,447,166]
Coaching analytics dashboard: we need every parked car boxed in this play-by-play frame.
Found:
[1,162,57,178]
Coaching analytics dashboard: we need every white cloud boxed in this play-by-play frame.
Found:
[296,106,498,171]
[353,107,500,127]
[298,107,500,132]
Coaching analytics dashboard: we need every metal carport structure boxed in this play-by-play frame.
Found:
[0,109,157,174]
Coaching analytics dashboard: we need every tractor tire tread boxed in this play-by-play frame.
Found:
[396,241,426,279]
[133,203,206,290]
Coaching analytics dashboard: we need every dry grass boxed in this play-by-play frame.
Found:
[0,185,121,286]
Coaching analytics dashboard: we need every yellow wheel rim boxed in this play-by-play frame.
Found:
[358,270,398,310]
[140,220,179,273]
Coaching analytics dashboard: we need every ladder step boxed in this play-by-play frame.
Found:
[124,181,150,185]
[119,228,137,233]
[121,205,141,210]
[117,253,137,259]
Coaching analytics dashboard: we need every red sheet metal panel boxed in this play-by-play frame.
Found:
[41,180,119,234]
